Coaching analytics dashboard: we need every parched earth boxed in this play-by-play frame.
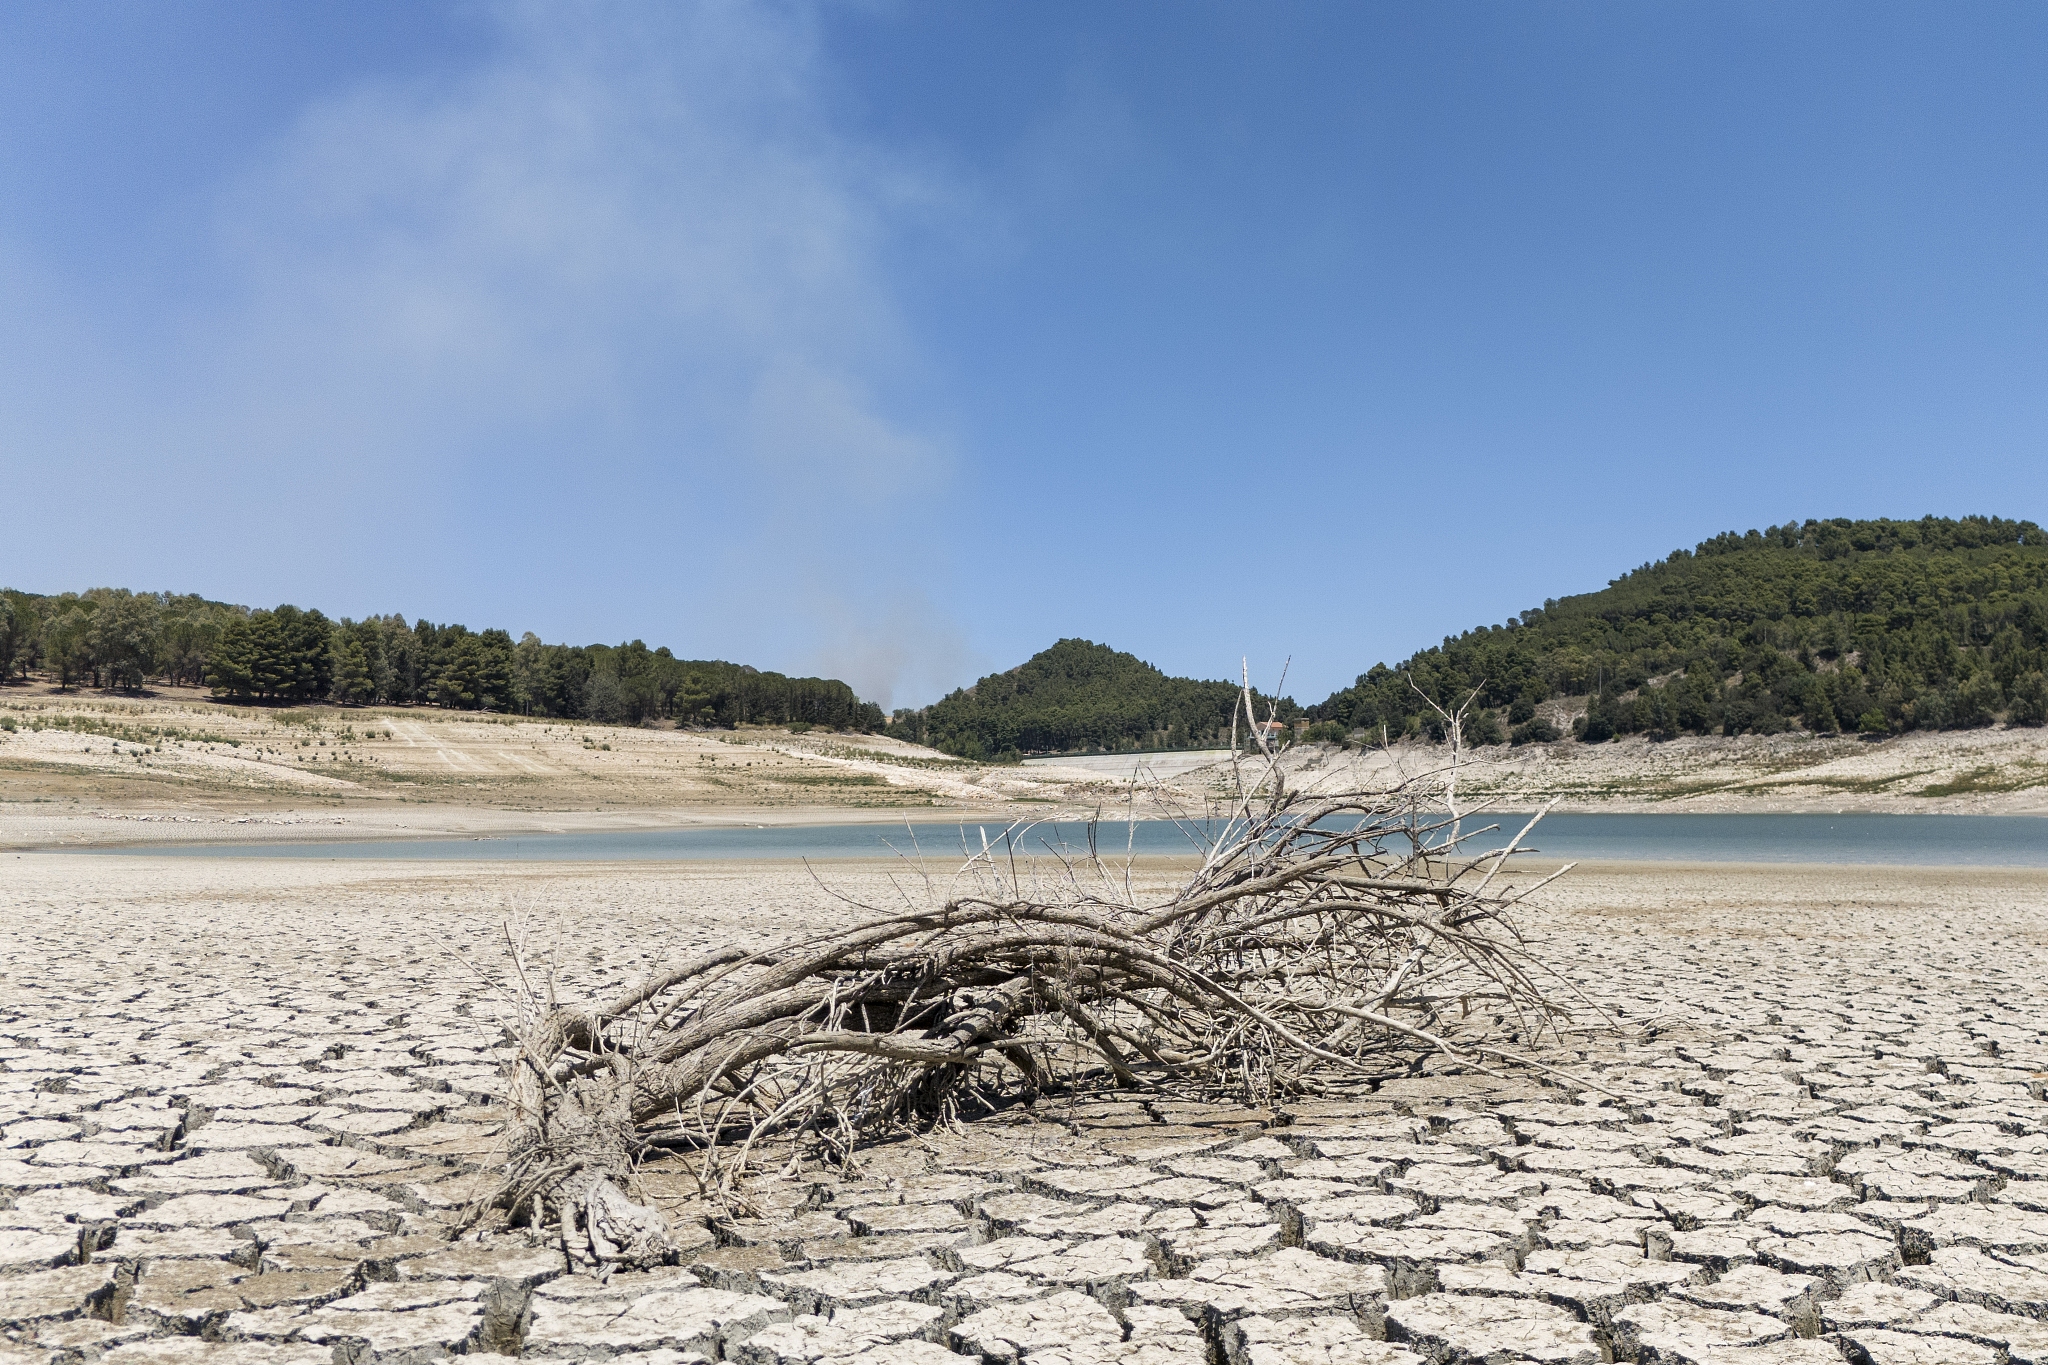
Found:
[3,857,2047,1363]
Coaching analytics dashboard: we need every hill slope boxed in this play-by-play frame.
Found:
[886,638,1294,759]
[1310,515,2048,743]
[0,586,882,730]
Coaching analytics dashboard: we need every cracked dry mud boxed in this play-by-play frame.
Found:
[4,857,2047,1364]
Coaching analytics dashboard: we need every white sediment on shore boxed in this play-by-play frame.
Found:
[4,690,2048,860]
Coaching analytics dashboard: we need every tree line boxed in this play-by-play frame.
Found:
[886,637,1298,760]
[1308,515,2048,745]
[0,587,884,730]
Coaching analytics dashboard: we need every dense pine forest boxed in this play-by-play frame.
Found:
[1310,515,2048,744]
[9,515,2045,752]
[884,638,1298,760]
[0,588,883,730]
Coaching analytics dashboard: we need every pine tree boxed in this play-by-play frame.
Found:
[331,636,374,704]
[206,617,260,698]
[2009,672,2048,727]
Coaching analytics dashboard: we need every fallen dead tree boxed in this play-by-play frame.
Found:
[479,681,1581,1272]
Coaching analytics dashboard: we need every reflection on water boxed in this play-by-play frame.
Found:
[80,811,2048,866]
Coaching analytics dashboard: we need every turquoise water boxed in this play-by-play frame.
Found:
[78,812,2048,866]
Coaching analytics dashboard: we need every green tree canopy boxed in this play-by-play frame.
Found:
[0,585,883,730]
[1309,515,2048,741]
[887,638,1295,759]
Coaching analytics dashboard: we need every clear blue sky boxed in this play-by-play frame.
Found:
[3,3,2044,708]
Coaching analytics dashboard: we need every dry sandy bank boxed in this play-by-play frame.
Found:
[5,685,2047,858]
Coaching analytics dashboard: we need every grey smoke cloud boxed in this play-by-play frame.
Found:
[0,2,967,708]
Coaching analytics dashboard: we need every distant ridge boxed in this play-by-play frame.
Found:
[886,516,2048,762]
[1311,514,2048,743]
[885,638,1295,761]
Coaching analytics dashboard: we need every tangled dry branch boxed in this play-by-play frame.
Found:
[479,680,1584,1272]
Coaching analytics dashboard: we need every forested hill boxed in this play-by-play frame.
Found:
[1310,515,2048,744]
[0,587,883,730]
[885,639,1297,760]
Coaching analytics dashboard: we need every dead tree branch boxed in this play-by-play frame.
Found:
[479,673,1577,1268]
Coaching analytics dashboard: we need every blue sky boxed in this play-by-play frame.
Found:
[3,2,2045,708]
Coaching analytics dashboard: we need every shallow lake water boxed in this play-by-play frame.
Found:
[81,811,2048,866]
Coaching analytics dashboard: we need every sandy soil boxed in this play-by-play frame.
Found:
[1026,724,2048,817]
[0,686,1143,850]
[1267,725,2048,815]
[4,684,2046,855]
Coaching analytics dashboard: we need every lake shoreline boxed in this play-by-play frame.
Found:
[6,693,2048,850]
[21,808,2048,868]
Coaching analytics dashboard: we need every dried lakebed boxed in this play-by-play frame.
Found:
[3,855,2047,1364]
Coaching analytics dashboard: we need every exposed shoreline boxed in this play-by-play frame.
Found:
[4,686,2047,854]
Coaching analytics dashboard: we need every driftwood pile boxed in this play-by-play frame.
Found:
[481,687,1579,1273]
